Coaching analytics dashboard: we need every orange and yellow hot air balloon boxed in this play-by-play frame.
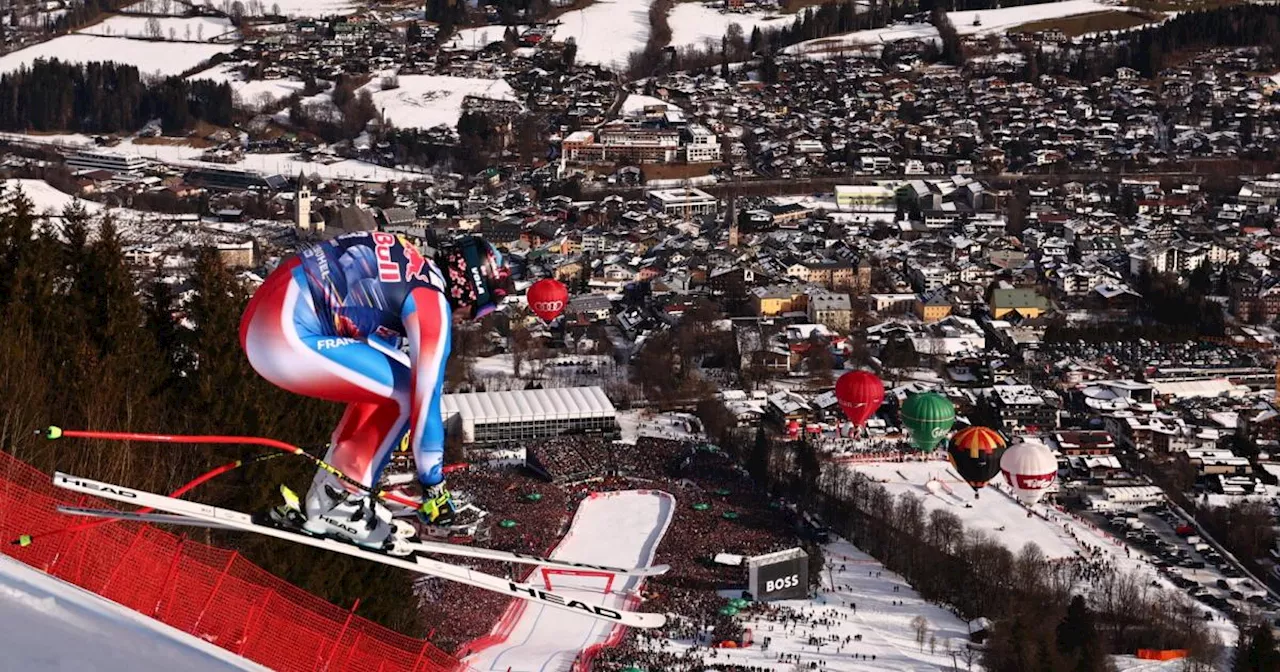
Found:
[947,425,1007,498]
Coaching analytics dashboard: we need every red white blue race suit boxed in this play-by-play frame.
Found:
[240,232,451,489]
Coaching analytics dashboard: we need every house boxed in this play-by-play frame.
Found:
[808,292,853,332]
[989,384,1059,431]
[915,290,952,322]
[752,285,808,316]
[989,288,1049,319]
[566,294,613,323]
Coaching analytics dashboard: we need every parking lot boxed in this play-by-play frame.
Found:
[1085,504,1280,625]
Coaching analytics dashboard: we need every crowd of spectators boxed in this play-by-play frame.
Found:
[399,435,810,656]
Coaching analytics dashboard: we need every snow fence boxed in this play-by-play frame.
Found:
[0,449,469,672]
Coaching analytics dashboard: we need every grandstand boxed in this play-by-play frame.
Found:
[441,386,619,443]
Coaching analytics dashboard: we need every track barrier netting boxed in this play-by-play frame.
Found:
[0,448,473,672]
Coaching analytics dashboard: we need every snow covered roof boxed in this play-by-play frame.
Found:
[441,386,614,424]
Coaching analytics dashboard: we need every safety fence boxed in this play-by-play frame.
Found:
[0,449,467,672]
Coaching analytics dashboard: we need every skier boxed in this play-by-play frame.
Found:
[239,231,511,549]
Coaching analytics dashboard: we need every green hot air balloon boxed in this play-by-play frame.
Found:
[900,392,955,453]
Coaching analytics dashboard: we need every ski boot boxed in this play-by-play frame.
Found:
[269,477,407,555]
[412,484,488,538]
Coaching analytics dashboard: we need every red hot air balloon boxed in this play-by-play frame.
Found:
[527,278,568,322]
[835,371,885,427]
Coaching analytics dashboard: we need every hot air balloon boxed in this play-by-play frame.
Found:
[1000,439,1058,505]
[947,425,1007,498]
[899,392,955,452]
[527,278,568,322]
[835,371,884,428]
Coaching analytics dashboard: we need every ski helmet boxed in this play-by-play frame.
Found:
[442,236,511,318]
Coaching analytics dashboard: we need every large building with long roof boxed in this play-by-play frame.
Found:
[441,386,618,443]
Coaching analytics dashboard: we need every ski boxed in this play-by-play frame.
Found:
[57,504,671,577]
[51,472,667,629]
[57,505,237,530]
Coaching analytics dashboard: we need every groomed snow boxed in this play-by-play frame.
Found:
[76,15,237,42]
[0,34,236,77]
[951,0,1118,36]
[552,0,652,70]
[358,75,520,131]
[0,556,268,671]
[462,490,674,671]
[188,62,305,110]
[667,3,793,51]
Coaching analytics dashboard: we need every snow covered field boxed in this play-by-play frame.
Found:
[462,490,674,671]
[667,3,792,50]
[2,131,421,182]
[252,0,357,16]
[552,0,652,70]
[189,62,306,110]
[0,556,267,671]
[951,0,1119,35]
[0,34,236,77]
[784,23,939,56]
[358,75,519,131]
[787,0,1121,56]
[445,25,528,51]
[848,460,1239,646]
[76,15,237,42]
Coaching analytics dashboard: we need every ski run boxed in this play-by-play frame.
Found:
[50,472,667,629]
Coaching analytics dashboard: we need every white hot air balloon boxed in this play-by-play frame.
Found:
[1000,439,1058,505]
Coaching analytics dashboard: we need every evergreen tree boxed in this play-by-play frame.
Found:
[1235,620,1280,672]
[1057,595,1107,672]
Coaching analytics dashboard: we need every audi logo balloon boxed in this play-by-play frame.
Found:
[527,278,569,322]
[1000,439,1058,506]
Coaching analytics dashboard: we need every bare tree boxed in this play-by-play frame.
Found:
[929,634,937,655]
[145,16,162,38]
[168,26,176,40]
[911,615,929,650]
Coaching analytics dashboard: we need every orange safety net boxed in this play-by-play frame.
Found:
[0,449,469,672]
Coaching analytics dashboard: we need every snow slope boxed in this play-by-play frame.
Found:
[358,75,520,131]
[76,15,237,42]
[3,179,105,216]
[462,490,674,672]
[552,0,652,70]
[641,536,972,671]
[0,34,236,77]
[621,93,683,114]
[951,0,1118,35]
[784,23,939,56]
[667,3,792,50]
[188,62,306,110]
[0,555,268,671]
[787,0,1119,56]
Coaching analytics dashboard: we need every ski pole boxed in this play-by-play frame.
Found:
[12,452,285,547]
[36,426,424,508]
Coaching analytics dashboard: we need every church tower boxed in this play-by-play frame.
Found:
[295,173,317,234]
